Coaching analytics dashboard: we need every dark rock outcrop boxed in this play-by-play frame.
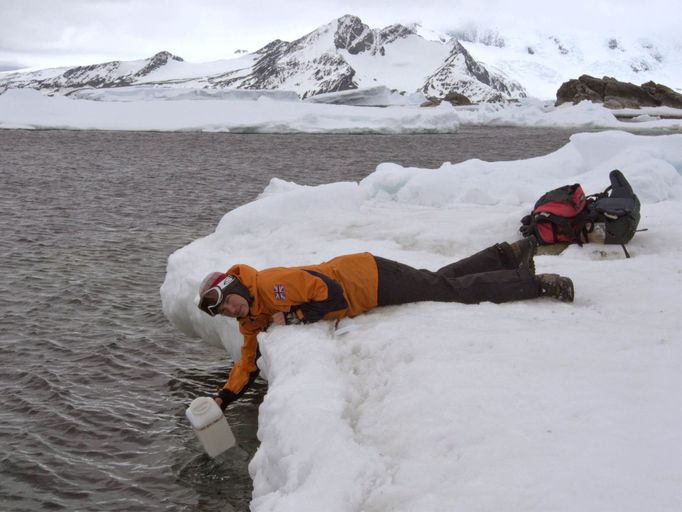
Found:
[640,81,682,109]
[556,75,682,109]
[421,91,472,107]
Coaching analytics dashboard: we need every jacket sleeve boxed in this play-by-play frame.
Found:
[296,270,348,323]
[221,325,261,402]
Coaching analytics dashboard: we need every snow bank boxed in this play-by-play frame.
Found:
[69,86,300,103]
[1,88,681,132]
[0,89,458,133]
[303,86,427,106]
[161,131,682,512]
[454,98,682,130]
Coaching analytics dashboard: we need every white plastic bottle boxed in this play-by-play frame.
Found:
[185,397,236,457]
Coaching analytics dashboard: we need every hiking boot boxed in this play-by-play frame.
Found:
[509,236,538,275]
[537,273,574,303]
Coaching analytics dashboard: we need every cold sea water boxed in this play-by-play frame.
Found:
[1,127,586,511]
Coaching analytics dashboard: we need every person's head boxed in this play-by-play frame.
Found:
[198,272,252,318]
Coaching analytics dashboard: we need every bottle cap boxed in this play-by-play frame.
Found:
[185,396,222,430]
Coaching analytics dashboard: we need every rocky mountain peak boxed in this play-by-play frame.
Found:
[135,51,184,77]
[150,51,184,64]
[332,15,416,56]
[254,39,288,55]
[378,24,417,45]
[333,15,375,55]
[422,40,526,102]
[61,60,122,85]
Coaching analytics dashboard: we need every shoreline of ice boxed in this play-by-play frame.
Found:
[1,88,681,133]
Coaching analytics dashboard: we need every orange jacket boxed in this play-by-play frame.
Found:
[222,252,379,398]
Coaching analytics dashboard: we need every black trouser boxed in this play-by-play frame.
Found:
[375,243,540,306]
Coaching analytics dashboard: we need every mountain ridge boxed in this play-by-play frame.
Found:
[1,15,680,102]
[0,15,525,103]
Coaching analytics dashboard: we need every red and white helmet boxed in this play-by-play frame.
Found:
[197,272,238,316]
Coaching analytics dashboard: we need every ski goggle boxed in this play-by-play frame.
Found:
[199,287,223,316]
[198,275,236,316]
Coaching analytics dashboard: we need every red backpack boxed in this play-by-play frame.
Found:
[520,183,588,244]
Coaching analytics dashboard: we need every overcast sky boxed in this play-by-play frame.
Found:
[1,0,678,70]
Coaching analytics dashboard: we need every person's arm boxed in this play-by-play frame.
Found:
[216,327,261,409]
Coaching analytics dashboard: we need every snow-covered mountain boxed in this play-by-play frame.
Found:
[423,40,525,102]
[0,51,185,91]
[0,15,524,103]
[452,27,682,99]
[1,15,680,102]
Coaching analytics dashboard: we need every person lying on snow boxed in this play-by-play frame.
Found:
[197,237,573,409]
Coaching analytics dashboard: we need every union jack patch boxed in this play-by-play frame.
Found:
[273,284,286,301]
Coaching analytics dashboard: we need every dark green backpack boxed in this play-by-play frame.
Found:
[587,170,641,252]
